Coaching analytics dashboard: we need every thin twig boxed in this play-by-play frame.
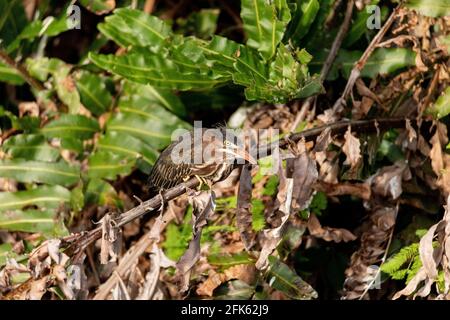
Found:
[291,0,355,131]
[0,48,64,110]
[0,49,46,92]
[332,5,402,113]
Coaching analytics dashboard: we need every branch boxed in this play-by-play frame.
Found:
[332,5,403,113]
[0,49,46,92]
[291,0,355,131]
[65,117,410,258]
[0,48,65,110]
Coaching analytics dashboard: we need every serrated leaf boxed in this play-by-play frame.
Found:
[89,49,224,90]
[0,61,24,85]
[0,186,70,211]
[406,0,450,17]
[2,134,60,162]
[0,160,80,186]
[0,209,68,236]
[266,256,318,299]
[241,0,291,60]
[427,86,450,119]
[87,151,136,179]
[41,114,100,140]
[98,8,171,48]
[75,71,112,115]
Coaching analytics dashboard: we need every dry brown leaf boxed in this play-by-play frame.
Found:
[342,127,361,168]
[370,161,410,200]
[307,214,357,243]
[176,190,216,292]
[290,152,318,211]
[236,164,257,251]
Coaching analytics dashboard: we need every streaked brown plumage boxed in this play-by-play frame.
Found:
[148,127,256,191]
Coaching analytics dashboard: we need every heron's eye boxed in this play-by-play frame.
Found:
[224,140,231,147]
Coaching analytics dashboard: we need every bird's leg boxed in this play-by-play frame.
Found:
[194,175,209,190]
[158,189,165,212]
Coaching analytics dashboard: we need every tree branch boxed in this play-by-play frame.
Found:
[65,117,410,258]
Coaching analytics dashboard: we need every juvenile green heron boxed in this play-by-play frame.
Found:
[148,127,256,191]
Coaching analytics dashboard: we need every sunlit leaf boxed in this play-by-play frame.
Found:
[0,209,68,237]
[0,160,80,186]
[241,0,291,60]
[98,8,171,48]
[75,71,113,116]
[427,86,450,119]
[41,114,100,140]
[405,0,450,17]
[0,185,70,211]
[0,61,24,85]
[87,151,136,179]
[3,134,60,162]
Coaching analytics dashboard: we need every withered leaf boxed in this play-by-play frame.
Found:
[236,164,257,251]
[307,214,357,243]
[342,127,362,168]
[176,190,216,292]
[290,152,318,211]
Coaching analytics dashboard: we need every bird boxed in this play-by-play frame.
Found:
[147,126,257,191]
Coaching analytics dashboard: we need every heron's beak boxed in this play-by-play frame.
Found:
[219,147,257,165]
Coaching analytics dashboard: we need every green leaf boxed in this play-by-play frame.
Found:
[79,0,115,15]
[98,8,171,49]
[108,102,190,150]
[266,256,318,299]
[41,114,100,140]
[360,48,417,78]
[0,209,68,236]
[176,8,220,39]
[208,252,255,268]
[406,0,450,17]
[85,179,119,207]
[120,81,186,118]
[75,71,113,116]
[251,199,266,231]
[289,0,320,41]
[89,49,224,90]
[343,1,383,47]
[87,151,136,179]
[0,243,13,267]
[53,65,82,113]
[0,160,80,186]
[0,61,25,85]
[241,0,291,60]
[25,57,65,82]
[0,185,70,211]
[0,0,27,47]
[3,134,60,162]
[98,131,158,166]
[426,86,450,119]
